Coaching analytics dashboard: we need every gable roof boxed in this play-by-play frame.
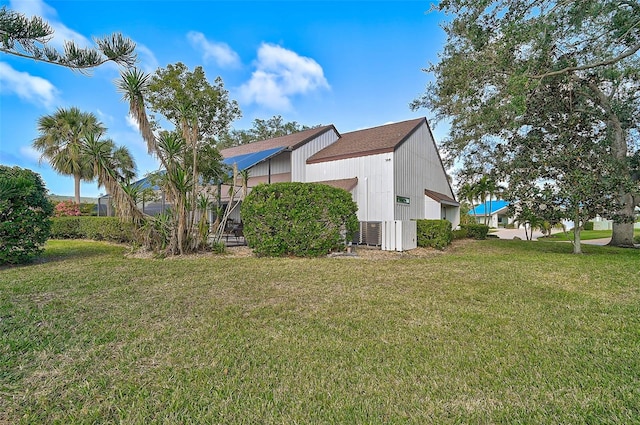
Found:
[469,200,510,216]
[425,189,459,206]
[316,177,358,192]
[220,125,338,158]
[306,118,425,164]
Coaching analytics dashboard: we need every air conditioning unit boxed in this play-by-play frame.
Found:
[353,221,382,246]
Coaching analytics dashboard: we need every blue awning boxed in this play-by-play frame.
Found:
[222,146,286,172]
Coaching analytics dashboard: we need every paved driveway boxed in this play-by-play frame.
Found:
[491,228,560,241]
[491,228,611,246]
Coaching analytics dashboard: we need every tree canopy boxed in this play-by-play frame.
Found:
[218,115,318,149]
[0,6,136,71]
[414,0,640,248]
[118,64,241,254]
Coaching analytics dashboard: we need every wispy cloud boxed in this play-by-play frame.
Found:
[19,145,43,163]
[125,113,140,132]
[0,62,58,107]
[239,43,329,110]
[187,31,241,68]
[136,43,159,73]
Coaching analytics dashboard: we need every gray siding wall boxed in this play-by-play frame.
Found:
[394,123,454,221]
[306,152,395,221]
[248,151,291,177]
[292,129,340,181]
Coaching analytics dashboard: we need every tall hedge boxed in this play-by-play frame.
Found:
[416,219,453,250]
[461,223,490,239]
[241,182,358,257]
[50,216,135,243]
[0,166,53,265]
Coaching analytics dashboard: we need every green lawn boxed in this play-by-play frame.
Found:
[543,228,640,241]
[1,240,639,424]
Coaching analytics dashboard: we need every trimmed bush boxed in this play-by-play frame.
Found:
[50,216,83,239]
[50,216,134,243]
[452,228,468,240]
[79,203,97,216]
[461,223,490,240]
[241,182,358,257]
[583,221,594,231]
[0,166,53,265]
[416,219,452,250]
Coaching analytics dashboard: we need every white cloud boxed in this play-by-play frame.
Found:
[10,0,91,50]
[239,43,330,110]
[96,109,113,123]
[0,62,58,107]
[187,31,241,68]
[19,146,43,163]
[125,113,140,131]
[136,43,159,73]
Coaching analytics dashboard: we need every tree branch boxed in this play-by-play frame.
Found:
[532,41,640,79]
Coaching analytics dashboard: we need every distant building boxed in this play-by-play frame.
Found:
[468,200,511,228]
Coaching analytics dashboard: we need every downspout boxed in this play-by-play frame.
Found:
[364,177,369,221]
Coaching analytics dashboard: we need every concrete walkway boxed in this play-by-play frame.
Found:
[491,228,561,241]
[491,228,612,246]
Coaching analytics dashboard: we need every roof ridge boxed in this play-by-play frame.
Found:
[340,117,424,136]
[307,117,426,164]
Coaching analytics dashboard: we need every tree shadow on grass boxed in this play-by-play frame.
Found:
[482,238,638,257]
[37,239,128,265]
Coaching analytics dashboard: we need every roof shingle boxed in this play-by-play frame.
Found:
[220,125,337,158]
[306,118,425,164]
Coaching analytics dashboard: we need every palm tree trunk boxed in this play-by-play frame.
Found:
[74,174,81,205]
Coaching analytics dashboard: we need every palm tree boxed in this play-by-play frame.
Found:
[82,130,144,222]
[117,68,158,159]
[457,182,478,223]
[33,107,105,204]
[485,177,504,228]
[474,176,491,226]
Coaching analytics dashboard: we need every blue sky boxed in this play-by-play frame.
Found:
[0,0,449,198]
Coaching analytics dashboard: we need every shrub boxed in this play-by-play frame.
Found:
[241,182,358,257]
[0,166,53,265]
[583,221,594,231]
[452,228,468,240]
[416,219,452,250]
[50,216,83,239]
[634,235,640,245]
[54,200,81,217]
[50,216,134,243]
[79,217,135,242]
[79,203,96,216]
[461,223,490,240]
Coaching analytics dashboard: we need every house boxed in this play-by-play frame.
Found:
[97,174,169,217]
[468,200,511,228]
[220,118,459,250]
[305,118,459,225]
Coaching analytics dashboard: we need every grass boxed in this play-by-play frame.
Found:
[542,228,640,241]
[1,239,640,424]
